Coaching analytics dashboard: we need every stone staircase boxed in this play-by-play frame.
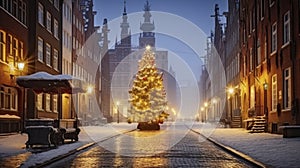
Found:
[250,116,266,133]
[231,116,242,128]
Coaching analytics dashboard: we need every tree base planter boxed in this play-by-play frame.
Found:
[137,122,160,130]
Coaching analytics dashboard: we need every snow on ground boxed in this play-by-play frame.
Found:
[0,133,28,156]
[1,122,300,168]
[194,124,300,168]
[20,123,137,168]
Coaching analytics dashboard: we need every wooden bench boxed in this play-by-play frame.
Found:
[25,119,61,148]
[59,119,80,143]
[279,126,300,138]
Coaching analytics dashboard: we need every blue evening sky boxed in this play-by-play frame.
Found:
[93,0,228,81]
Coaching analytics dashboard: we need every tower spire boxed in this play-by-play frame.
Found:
[123,0,127,15]
[139,0,155,48]
[140,0,154,32]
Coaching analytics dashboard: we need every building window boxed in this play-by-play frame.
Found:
[269,0,275,7]
[54,19,58,38]
[272,74,277,111]
[8,34,12,56]
[37,93,43,110]
[283,68,291,109]
[0,30,5,62]
[252,9,255,31]
[53,49,58,70]
[283,11,290,45]
[38,37,43,62]
[250,85,255,108]
[271,22,277,53]
[257,39,261,66]
[46,12,52,32]
[46,43,51,66]
[12,0,18,18]
[19,41,24,60]
[13,38,18,58]
[46,94,51,111]
[264,37,267,61]
[250,48,253,71]
[0,86,18,111]
[4,0,12,13]
[260,0,265,19]
[54,0,59,10]
[243,55,246,77]
[38,3,44,26]
[53,95,58,112]
[19,0,26,25]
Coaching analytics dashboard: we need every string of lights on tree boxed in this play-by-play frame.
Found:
[128,45,169,124]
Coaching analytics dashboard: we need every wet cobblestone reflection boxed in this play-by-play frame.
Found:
[50,125,255,168]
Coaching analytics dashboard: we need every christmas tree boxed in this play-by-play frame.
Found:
[128,46,168,129]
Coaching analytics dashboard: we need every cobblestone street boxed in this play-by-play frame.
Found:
[49,125,254,167]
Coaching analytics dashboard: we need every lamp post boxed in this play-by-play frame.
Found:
[200,107,204,122]
[116,101,120,123]
[263,81,268,132]
[17,62,26,132]
[228,87,234,124]
[204,102,208,122]
[212,98,217,121]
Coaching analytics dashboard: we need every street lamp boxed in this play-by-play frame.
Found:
[17,62,25,71]
[87,85,94,94]
[116,101,120,123]
[263,81,268,90]
[227,86,235,125]
[204,102,208,122]
[16,61,26,132]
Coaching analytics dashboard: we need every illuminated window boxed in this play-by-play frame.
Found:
[37,94,43,110]
[13,38,18,58]
[0,30,5,62]
[250,85,255,108]
[53,95,58,112]
[46,94,51,111]
[250,48,253,71]
[272,74,277,111]
[8,34,12,56]
[19,41,23,60]
[283,68,291,109]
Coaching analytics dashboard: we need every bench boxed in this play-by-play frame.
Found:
[59,119,80,143]
[25,119,62,148]
[279,126,300,138]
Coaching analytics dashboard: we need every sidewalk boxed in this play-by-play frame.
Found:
[0,123,137,168]
[191,123,300,168]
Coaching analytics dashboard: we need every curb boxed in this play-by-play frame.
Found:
[31,142,96,168]
[189,129,267,168]
[29,128,137,168]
